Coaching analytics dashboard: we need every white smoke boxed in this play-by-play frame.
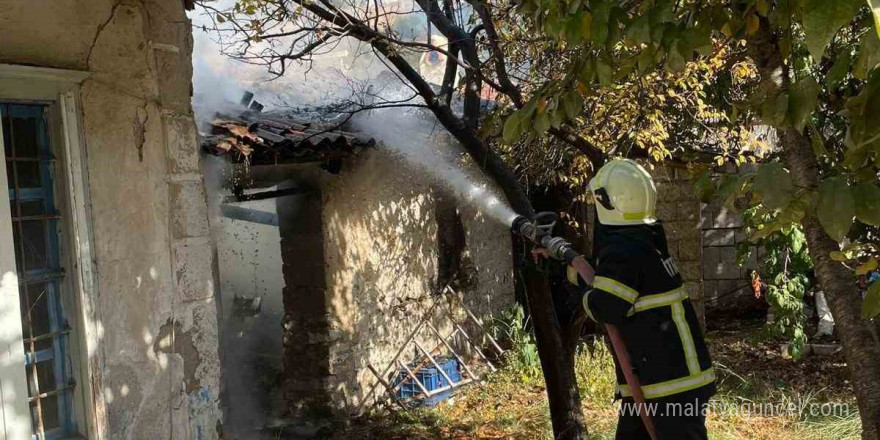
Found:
[353,109,518,226]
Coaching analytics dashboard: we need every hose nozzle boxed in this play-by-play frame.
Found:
[512,212,580,263]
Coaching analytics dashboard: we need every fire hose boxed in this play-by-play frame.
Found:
[512,213,659,440]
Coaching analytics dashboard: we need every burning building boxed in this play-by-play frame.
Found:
[201,96,515,436]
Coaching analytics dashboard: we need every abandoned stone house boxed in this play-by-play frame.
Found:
[0,1,756,439]
[200,106,515,436]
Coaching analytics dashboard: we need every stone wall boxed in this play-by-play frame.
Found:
[652,164,705,323]
[208,147,515,426]
[701,168,761,312]
[0,1,222,438]
[318,149,515,414]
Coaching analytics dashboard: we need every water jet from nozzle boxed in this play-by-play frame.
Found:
[353,109,519,226]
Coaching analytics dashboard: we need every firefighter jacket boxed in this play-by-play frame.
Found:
[569,222,716,402]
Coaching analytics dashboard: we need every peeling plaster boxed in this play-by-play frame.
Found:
[154,318,203,393]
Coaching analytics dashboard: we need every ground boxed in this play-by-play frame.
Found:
[320,314,859,440]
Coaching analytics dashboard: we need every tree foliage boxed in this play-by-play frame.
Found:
[199,0,880,436]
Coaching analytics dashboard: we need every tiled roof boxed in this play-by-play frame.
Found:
[201,110,375,166]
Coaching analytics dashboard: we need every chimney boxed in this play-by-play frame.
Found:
[249,100,264,113]
[240,91,254,107]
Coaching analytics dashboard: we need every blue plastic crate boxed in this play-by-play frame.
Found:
[394,357,461,407]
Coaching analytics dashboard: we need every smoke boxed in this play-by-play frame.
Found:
[353,109,519,226]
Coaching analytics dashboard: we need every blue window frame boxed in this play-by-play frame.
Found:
[2,103,76,440]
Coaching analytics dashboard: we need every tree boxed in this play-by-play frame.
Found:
[197,0,601,437]
[199,0,880,437]
[506,0,880,437]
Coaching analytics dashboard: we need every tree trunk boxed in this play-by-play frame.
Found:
[523,264,589,439]
[305,18,591,437]
[782,129,880,439]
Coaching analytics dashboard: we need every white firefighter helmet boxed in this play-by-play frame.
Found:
[588,159,657,225]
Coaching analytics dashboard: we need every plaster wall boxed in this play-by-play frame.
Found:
[0,1,222,438]
[319,149,515,413]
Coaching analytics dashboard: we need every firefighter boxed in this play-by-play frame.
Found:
[535,159,716,439]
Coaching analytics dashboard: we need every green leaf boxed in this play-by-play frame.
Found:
[563,91,584,120]
[533,111,552,135]
[591,1,611,44]
[869,0,880,40]
[826,50,853,86]
[753,163,794,210]
[667,40,687,72]
[830,250,849,261]
[503,112,523,144]
[853,183,880,226]
[565,16,585,44]
[579,11,593,42]
[809,123,828,158]
[788,77,820,132]
[579,57,596,85]
[857,257,879,275]
[626,14,651,45]
[862,282,880,319]
[756,0,771,16]
[855,32,880,80]
[693,171,715,203]
[761,92,790,128]
[817,177,855,242]
[846,69,880,148]
[595,58,612,86]
[637,44,660,73]
[802,0,862,63]
[778,196,809,224]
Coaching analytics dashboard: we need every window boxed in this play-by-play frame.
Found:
[2,103,76,440]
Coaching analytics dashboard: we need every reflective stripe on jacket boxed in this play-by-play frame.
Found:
[571,223,716,401]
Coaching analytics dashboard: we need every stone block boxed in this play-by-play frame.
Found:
[678,200,701,222]
[703,229,735,247]
[704,247,740,280]
[712,206,743,228]
[675,166,698,181]
[162,113,201,174]
[651,165,676,183]
[700,204,715,229]
[665,221,699,241]
[685,281,702,298]
[169,180,210,239]
[735,229,748,243]
[677,181,698,200]
[680,261,702,281]
[656,202,678,222]
[657,182,681,202]
[173,239,216,302]
[702,247,719,279]
[679,236,701,261]
[668,241,680,259]
[154,48,194,115]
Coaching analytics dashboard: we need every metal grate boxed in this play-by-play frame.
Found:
[2,103,76,440]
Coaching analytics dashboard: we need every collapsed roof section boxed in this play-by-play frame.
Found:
[201,110,376,167]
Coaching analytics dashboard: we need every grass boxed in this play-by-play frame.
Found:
[327,313,860,440]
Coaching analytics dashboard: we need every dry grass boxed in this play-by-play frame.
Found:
[327,318,859,440]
